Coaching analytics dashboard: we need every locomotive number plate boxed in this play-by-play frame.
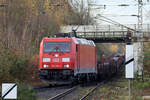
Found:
[53,58,59,62]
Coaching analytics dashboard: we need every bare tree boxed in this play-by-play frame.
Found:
[0,0,96,55]
[66,0,95,25]
[0,0,60,55]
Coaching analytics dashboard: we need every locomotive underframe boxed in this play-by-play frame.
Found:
[39,69,74,81]
[39,69,98,83]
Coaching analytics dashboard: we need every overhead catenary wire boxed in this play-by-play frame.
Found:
[72,0,150,33]
[97,14,139,32]
[143,6,149,13]
[96,19,121,26]
[89,2,150,7]
[98,14,139,17]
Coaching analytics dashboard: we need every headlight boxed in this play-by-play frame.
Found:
[64,64,69,68]
[43,58,50,62]
[62,58,70,62]
[54,54,59,57]
[43,65,49,68]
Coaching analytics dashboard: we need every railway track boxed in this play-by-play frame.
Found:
[36,80,110,100]
[47,86,77,100]
[79,80,107,100]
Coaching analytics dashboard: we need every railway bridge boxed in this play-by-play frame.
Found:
[60,24,150,76]
[61,24,150,43]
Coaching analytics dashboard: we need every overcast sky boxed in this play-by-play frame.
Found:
[88,0,150,24]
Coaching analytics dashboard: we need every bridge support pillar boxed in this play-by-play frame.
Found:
[133,42,143,76]
[133,43,138,73]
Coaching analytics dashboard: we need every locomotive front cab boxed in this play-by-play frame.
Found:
[39,38,76,81]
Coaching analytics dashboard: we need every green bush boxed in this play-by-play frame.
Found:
[0,46,37,100]
[9,55,29,82]
[144,50,150,67]
[0,46,32,83]
[134,78,150,89]
[0,47,12,83]
[18,83,37,100]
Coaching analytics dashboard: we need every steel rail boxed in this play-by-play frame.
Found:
[47,86,77,100]
[79,81,106,100]
[79,86,98,100]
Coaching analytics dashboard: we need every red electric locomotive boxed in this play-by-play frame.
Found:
[39,37,97,83]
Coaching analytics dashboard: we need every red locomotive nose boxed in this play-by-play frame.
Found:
[56,46,58,51]
[41,50,72,69]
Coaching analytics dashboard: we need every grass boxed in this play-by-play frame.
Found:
[86,70,150,100]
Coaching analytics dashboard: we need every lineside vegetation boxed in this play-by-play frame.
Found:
[0,0,94,99]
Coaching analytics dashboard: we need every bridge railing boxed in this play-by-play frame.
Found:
[76,31,128,38]
[60,24,150,38]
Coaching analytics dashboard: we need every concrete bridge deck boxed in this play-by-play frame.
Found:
[60,24,150,43]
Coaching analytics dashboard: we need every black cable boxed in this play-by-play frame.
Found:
[143,6,149,13]
[96,19,120,25]
[97,14,138,32]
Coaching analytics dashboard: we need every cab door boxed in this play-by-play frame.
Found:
[76,44,80,72]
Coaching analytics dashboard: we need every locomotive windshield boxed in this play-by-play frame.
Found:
[44,42,71,52]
